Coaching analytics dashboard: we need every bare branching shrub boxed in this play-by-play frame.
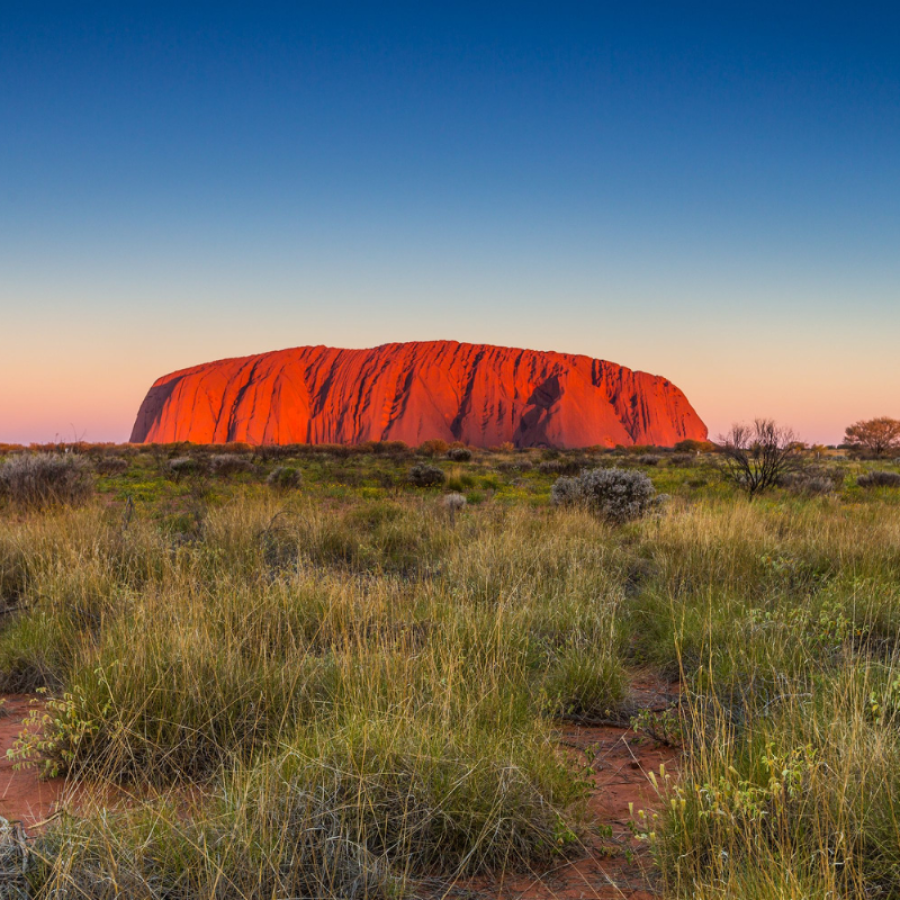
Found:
[857,470,900,489]
[719,419,803,498]
[267,466,302,490]
[447,447,472,462]
[0,454,94,508]
[409,464,446,488]
[551,467,659,524]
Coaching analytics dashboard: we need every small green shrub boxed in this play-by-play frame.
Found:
[409,464,446,488]
[267,466,302,490]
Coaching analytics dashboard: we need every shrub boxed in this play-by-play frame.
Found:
[210,454,256,476]
[674,439,717,453]
[0,454,94,508]
[167,457,200,480]
[780,467,844,495]
[409,464,446,488]
[539,459,581,476]
[669,453,697,468]
[442,493,467,523]
[636,454,663,467]
[418,440,449,458]
[857,471,900,489]
[447,447,472,462]
[94,457,129,476]
[267,466,302,490]
[551,467,659,524]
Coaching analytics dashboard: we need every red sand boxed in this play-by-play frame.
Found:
[131,340,707,448]
[0,695,66,828]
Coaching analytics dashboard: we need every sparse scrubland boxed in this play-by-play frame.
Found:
[0,441,899,898]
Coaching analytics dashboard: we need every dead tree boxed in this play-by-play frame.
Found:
[719,419,803,499]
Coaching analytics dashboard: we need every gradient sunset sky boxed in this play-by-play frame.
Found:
[2,2,898,445]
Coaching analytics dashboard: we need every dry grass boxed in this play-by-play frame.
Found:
[0,450,898,897]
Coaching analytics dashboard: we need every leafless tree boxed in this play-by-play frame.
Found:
[719,419,803,499]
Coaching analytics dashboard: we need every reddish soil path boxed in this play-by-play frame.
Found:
[0,694,67,828]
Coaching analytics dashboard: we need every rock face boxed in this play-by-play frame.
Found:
[130,341,708,448]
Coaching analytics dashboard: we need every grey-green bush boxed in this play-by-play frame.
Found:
[210,455,256,476]
[551,467,659,524]
[0,454,94,508]
[857,470,900,489]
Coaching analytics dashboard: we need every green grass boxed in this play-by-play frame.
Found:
[1,445,899,897]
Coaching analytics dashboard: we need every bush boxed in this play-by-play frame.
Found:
[210,455,256,476]
[409,464,446,488]
[780,467,844,495]
[636,454,663,467]
[267,466,302,490]
[551,467,659,524]
[0,454,94,508]
[442,493,467,523]
[94,457,129,476]
[418,440,449,458]
[447,447,472,462]
[167,457,200,480]
[673,439,717,453]
[857,471,900,489]
[539,459,581,476]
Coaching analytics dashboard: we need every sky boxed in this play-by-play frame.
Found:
[1,1,898,445]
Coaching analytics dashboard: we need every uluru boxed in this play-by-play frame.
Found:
[130,340,708,448]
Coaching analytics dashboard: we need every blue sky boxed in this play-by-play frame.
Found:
[2,2,898,443]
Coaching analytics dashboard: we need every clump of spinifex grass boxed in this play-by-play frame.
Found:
[28,711,579,897]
